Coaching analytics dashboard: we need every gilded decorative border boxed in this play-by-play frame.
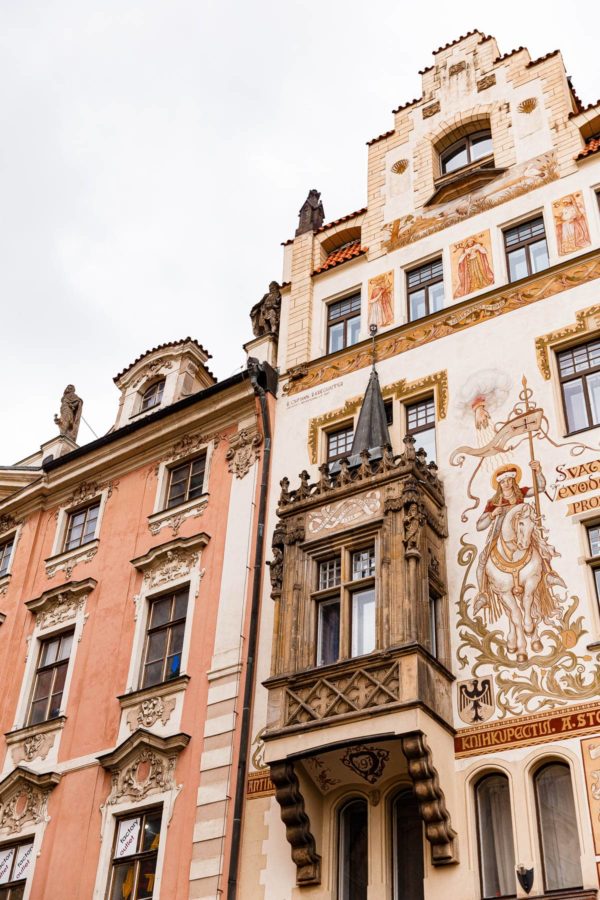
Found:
[284,252,600,397]
[535,303,600,379]
[306,371,448,463]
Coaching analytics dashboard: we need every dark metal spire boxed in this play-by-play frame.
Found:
[350,366,391,455]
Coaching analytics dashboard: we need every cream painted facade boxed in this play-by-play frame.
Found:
[239,33,600,900]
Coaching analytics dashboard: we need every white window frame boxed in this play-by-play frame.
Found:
[153,443,213,515]
[0,525,21,595]
[0,826,45,900]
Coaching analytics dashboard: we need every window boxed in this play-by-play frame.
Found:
[429,594,439,658]
[327,425,354,462]
[504,217,549,282]
[28,631,73,726]
[0,537,14,579]
[586,523,600,603]
[165,455,206,509]
[407,259,445,321]
[108,808,161,900]
[339,799,368,900]
[327,294,361,353]
[534,763,582,892]
[141,589,188,688]
[392,790,424,900]
[140,380,165,412]
[406,398,436,463]
[384,399,393,426]
[440,130,493,175]
[0,839,34,899]
[64,501,100,551]
[558,339,600,434]
[315,546,376,667]
[475,774,516,899]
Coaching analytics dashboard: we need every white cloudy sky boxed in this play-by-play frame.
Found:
[2,1,597,463]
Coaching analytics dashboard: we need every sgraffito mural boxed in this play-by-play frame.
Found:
[450,230,495,299]
[552,191,591,256]
[368,271,394,328]
[451,371,600,717]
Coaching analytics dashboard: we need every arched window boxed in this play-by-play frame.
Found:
[339,798,368,900]
[140,379,165,412]
[534,762,582,891]
[392,789,424,900]
[440,130,493,175]
[475,773,516,899]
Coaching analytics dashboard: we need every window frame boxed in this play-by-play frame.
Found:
[503,216,549,283]
[164,453,207,511]
[106,806,162,900]
[391,787,425,900]
[26,629,74,727]
[0,533,16,580]
[474,772,517,900]
[557,338,600,435]
[533,761,583,893]
[406,258,445,322]
[326,292,362,354]
[586,521,600,607]
[62,500,101,552]
[326,423,354,463]
[0,837,35,898]
[139,379,166,413]
[405,396,436,463]
[440,129,494,176]
[139,588,189,690]
[338,797,369,900]
[313,539,377,667]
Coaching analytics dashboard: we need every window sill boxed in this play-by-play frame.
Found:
[426,158,505,206]
[44,539,99,579]
[5,716,67,765]
[118,675,190,732]
[148,495,209,536]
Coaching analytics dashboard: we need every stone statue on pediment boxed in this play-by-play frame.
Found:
[250,281,282,338]
[54,385,83,441]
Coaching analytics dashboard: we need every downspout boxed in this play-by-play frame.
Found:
[227,360,274,899]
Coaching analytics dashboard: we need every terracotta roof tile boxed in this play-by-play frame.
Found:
[366,129,395,147]
[317,208,367,233]
[569,99,600,119]
[391,97,422,115]
[430,30,490,57]
[576,138,600,160]
[313,240,367,274]
[494,46,526,63]
[526,50,560,68]
[114,338,212,383]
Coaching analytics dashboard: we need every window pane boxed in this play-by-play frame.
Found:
[442,144,468,174]
[587,372,600,426]
[563,379,589,432]
[51,661,68,694]
[114,817,141,859]
[141,812,161,852]
[32,669,53,702]
[146,631,167,663]
[413,426,436,464]
[58,633,73,661]
[0,539,14,578]
[328,428,353,460]
[347,315,361,347]
[352,548,375,580]
[169,622,185,656]
[339,800,368,900]
[529,239,549,273]
[594,568,600,601]
[352,588,376,657]
[0,848,15,884]
[29,699,49,726]
[41,638,60,667]
[409,289,426,321]
[109,862,136,900]
[429,281,445,313]
[476,775,516,898]
[536,764,582,891]
[328,321,345,353]
[471,134,493,160]
[393,791,424,900]
[136,857,158,899]
[317,600,340,666]
[507,247,528,281]
[589,526,600,557]
[142,660,163,689]
[319,558,341,590]
[150,597,172,629]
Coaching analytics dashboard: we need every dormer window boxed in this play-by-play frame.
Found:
[140,379,165,412]
[440,130,493,175]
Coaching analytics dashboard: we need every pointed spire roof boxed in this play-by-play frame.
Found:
[350,368,391,455]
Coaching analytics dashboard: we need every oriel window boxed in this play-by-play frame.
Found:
[108,808,161,900]
[0,537,15,579]
[28,631,74,726]
[406,397,436,464]
[141,588,188,688]
[64,501,100,551]
[407,259,445,321]
[0,839,35,899]
[327,294,361,353]
[166,455,206,509]
[558,339,600,434]
[315,545,376,667]
[504,217,549,282]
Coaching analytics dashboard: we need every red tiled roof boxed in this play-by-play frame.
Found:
[577,138,600,161]
[313,240,367,274]
[114,338,212,382]
[569,99,600,119]
[367,129,395,147]
[317,208,367,233]
[526,50,560,68]
[494,46,526,63]
[391,97,421,115]
[431,30,490,57]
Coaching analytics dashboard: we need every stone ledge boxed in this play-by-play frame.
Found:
[147,495,209,536]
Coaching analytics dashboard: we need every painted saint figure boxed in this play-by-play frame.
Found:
[474,463,565,661]
[368,273,394,328]
[454,237,494,297]
[553,193,591,256]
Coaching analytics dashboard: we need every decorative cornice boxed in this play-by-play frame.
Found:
[25,578,96,628]
[535,303,600,380]
[98,729,190,805]
[131,534,209,590]
[156,429,226,473]
[147,496,208,536]
[284,250,600,397]
[0,768,61,836]
[59,479,117,515]
[307,371,448,464]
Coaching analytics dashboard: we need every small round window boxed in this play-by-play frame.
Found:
[440,130,493,175]
[140,379,165,412]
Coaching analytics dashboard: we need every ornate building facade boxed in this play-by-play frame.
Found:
[239,32,600,900]
[0,339,276,898]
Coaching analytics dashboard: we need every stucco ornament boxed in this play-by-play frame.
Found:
[36,593,85,629]
[109,748,175,805]
[126,697,176,731]
[0,771,60,836]
[451,375,600,715]
[0,514,20,536]
[144,548,199,589]
[226,428,263,478]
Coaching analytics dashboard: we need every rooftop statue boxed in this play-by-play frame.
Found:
[54,384,83,442]
[250,281,282,338]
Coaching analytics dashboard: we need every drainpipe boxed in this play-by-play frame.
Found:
[227,359,274,899]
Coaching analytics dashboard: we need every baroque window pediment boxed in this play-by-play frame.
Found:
[98,730,190,806]
[0,768,61,836]
[131,533,210,590]
[24,577,97,629]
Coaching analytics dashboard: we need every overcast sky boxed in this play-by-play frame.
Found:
[2,1,597,463]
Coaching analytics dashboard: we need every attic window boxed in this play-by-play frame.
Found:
[140,379,165,412]
[440,130,493,174]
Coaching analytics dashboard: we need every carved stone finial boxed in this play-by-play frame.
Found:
[402,433,417,462]
[337,458,353,487]
[381,443,396,472]
[357,448,372,480]
[315,463,332,495]
[54,385,83,441]
[296,470,312,500]
[279,477,291,506]
[296,189,325,236]
[250,281,282,338]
